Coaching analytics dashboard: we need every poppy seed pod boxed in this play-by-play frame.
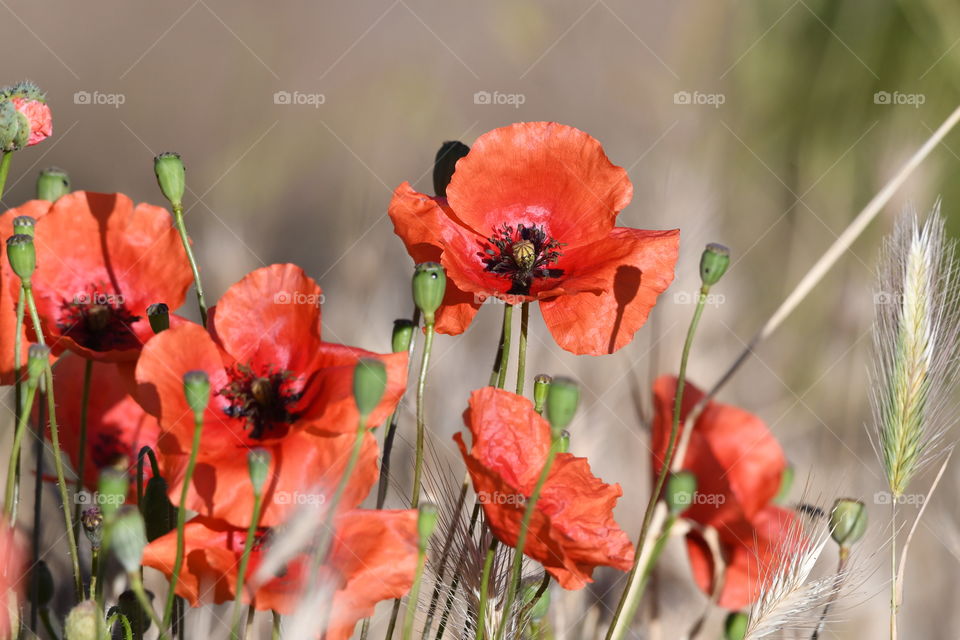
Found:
[29,561,54,608]
[247,448,271,496]
[6,233,36,281]
[146,303,170,334]
[26,344,49,389]
[64,599,100,640]
[700,243,730,287]
[545,377,579,434]
[140,476,174,542]
[36,166,70,202]
[665,471,698,515]
[81,507,103,550]
[154,152,185,209]
[182,370,211,418]
[391,318,415,353]
[724,611,748,640]
[417,502,439,552]
[12,215,35,237]
[412,262,446,326]
[98,468,128,520]
[433,140,470,198]
[110,507,148,575]
[353,358,387,420]
[830,498,867,547]
[533,374,552,414]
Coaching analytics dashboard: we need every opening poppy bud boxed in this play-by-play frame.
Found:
[109,506,148,575]
[64,599,100,640]
[829,498,867,547]
[412,262,446,326]
[724,611,748,640]
[11,112,29,150]
[557,430,570,453]
[520,579,550,621]
[665,471,698,515]
[183,370,211,418]
[13,215,35,237]
[432,140,470,198]
[26,344,49,389]
[417,502,439,552]
[98,468,128,521]
[545,377,579,434]
[140,475,174,542]
[146,303,170,334]
[29,561,54,608]
[36,166,70,201]
[154,152,186,209]
[353,358,387,420]
[392,318,415,353]
[774,464,794,503]
[699,243,730,288]
[0,101,19,151]
[81,506,103,550]
[247,448,271,496]
[533,374,552,414]
[6,233,36,281]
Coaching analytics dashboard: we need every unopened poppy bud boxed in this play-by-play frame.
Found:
[433,140,470,198]
[140,476,173,542]
[700,243,730,288]
[830,498,867,547]
[533,374,552,414]
[29,561,54,608]
[392,318,415,353]
[412,262,446,326]
[545,377,579,434]
[6,233,36,281]
[520,579,551,621]
[183,370,210,418]
[26,344,49,389]
[36,166,69,201]
[64,599,99,640]
[417,502,439,552]
[146,303,170,334]
[98,468,128,520]
[557,430,570,453]
[154,152,185,209]
[110,507,147,574]
[81,506,103,550]
[0,101,19,151]
[665,471,697,515]
[774,464,794,503]
[724,611,748,640]
[13,215,35,237]
[353,358,387,420]
[247,448,271,496]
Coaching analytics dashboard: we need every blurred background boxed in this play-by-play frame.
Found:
[2,0,960,637]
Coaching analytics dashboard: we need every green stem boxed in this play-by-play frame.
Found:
[384,599,403,640]
[496,305,513,390]
[516,574,550,630]
[74,359,94,549]
[30,392,45,633]
[230,493,265,640]
[4,383,37,523]
[605,287,709,640]
[636,514,676,597]
[402,545,429,640]
[172,205,208,327]
[516,303,529,395]
[475,540,498,640]
[11,290,24,520]
[891,501,898,640]
[131,572,169,640]
[313,418,368,571]
[107,612,134,640]
[434,502,482,640]
[245,605,256,639]
[0,151,12,199]
[90,547,100,603]
[39,608,59,640]
[163,409,205,627]
[272,611,282,640]
[411,324,435,508]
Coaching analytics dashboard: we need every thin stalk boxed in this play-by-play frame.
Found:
[420,481,470,638]
[385,599,403,640]
[516,574,550,630]
[39,608,58,640]
[489,304,512,387]
[402,542,430,640]
[131,572,169,640]
[516,303,529,395]
[891,501,897,640]
[496,305,513,390]
[313,419,368,571]
[411,325,435,508]
[90,547,100,602]
[811,550,849,640]
[244,605,256,639]
[107,611,134,640]
[606,288,709,640]
[474,540,498,640]
[172,205,208,327]
[73,359,94,547]
[163,409,205,627]
[434,502,483,640]
[4,383,37,523]
[231,493,265,640]
[30,392,45,633]
[272,611,282,640]
[0,151,12,199]
[9,291,25,522]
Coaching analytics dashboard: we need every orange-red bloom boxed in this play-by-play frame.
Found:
[455,387,634,589]
[0,520,25,638]
[142,510,418,640]
[135,264,408,528]
[389,122,679,355]
[651,375,791,608]
[23,191,193,362]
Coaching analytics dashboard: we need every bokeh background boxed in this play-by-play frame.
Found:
[2,0,960,637]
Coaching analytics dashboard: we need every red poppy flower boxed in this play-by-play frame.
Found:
[142,509,418,640]
[0,521,25,639]
[24,191,193,362]
[389,122,679,355]
[454,386,634,589]
[135,264,408,528]
[651,375,791,608]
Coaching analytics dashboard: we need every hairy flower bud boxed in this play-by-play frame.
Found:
[665,471,697,515]
[183,370,211,418]
[247,448,271,496]
[391,318,415,353]
[830,498,867,547]
[724,611,748,640]
[64,600,99,640]
[110,507,147,575]
[353,358,387,420]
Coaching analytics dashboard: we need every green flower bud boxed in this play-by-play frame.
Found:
[533,374,552,414]
[64,600,99,640]
[81,506,103,550]
[140,476,174,542]
[432,140,470,198]
[12,112,29,150]
[417,502,439,552]
[0,101,19,151]
[391,318,415,354]
[26,344,49,390]
[110,506,147,575]
[12,215,35,237]
[6,233,36,281]
[830,498,867,547]
[353,358,387,419]
[774,464,794,503]
[36,166,70,202]
[724,611,748,640]
[520,580,550,621]
[412,262,446,326]
[182,370,211,418]
[29,561,54,608]
[665,471,697,515]
[97,468,128,520]
[146,303,170,334]
[545,377,579,434]
[700,243,730,288]
[247,448,271,496]
[557,430,570,453]
[154,152,185,209]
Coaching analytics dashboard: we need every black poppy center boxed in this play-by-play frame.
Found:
[481,223,564,296]
[58,287,142,352]
[220,364,301,440]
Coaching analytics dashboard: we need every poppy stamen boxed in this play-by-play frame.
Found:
[220,364,301,440]
[482,223,565,295]
[58,286,142,352]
